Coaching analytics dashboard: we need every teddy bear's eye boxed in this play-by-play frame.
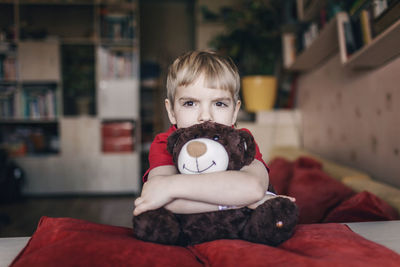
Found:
[213,135,219,141]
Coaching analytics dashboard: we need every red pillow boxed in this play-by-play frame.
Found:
[268,158,294,194]
[294,156,323,170]
[287,168,354,224]
[11,217,202,267]
[191,223,400,267]
[10,217,400,266]
[323,191,399,223]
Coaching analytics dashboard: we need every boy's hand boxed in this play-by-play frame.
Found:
[133,176,174,216]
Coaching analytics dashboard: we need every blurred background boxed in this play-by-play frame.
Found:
[0,0,399,237]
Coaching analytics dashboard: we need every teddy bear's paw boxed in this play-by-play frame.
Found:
[241,197,299,246]
[132,208,181,245]
[177,208,251,245]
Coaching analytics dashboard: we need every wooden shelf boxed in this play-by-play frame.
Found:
[288,13,346,72]
[0,80,18,84]
[18,0,94,5]
[287,11,400,72]
[0,118,58,123]
[60,37,98,45]
[344,19,400,69]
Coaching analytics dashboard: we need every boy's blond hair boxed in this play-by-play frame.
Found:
[166,51,240,106]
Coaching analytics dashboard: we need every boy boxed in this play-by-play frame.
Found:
[134,50,280,216]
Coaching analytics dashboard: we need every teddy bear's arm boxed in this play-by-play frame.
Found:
[165,198,220,214]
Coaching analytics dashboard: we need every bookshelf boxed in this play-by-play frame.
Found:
[0,0,141,194]
[286,13,346,71]
[283,0,400,72]
[343,18,400,69]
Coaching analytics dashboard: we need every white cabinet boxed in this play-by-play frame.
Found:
[1,0,141,194]
[16,117,140,194]
[98,80,139,119]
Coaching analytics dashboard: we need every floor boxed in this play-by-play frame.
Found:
[0,195,136,238]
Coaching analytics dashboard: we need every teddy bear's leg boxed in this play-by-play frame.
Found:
[241,197,299,246]
[132,208,181,245]
[177,208,251,246]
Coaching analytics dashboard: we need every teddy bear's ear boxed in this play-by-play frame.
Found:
[239,130,256,166]
[167,130,180,155]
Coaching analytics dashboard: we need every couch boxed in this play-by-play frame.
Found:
[268,146,400,215]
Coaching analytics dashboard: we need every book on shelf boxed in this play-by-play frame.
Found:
[282,32,297,68]
[0,84,16,118]
[360,9,373,44]
[372,0,400,35]
[342,18,360,57]
[349,0,373,16]
[343,0,399,58]
[21,85,58,120]
[98,46,137,79]
[0,54,17,81]
[100,8,136,40]
[372,0,389,18]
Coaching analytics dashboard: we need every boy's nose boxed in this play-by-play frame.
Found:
[198,107,212,122]
[187,141,207,158]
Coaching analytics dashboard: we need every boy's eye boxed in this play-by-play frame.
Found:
[183,101,194,107]
[215,101,227,107]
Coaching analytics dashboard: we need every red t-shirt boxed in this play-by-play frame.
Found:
[142,125,269,182]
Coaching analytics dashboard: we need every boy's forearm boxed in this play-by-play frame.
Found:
[133,161,269,216]
[167,160,268,207]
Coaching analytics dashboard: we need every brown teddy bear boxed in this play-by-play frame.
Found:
[133,122,298,246]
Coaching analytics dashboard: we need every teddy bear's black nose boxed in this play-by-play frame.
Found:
[187,141,207,158]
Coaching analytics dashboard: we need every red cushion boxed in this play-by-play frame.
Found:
[12,217,400,267]
[293,156,323,170]
[268,158,294,194]
[191,223,400,267]
[11,217,202,267]
[323,191,399,223]
[287,168,354,224]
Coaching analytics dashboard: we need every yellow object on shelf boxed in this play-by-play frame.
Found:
[242,75,277,112]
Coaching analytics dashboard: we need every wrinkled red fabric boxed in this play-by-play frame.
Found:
[190,223,400,267]
[323,191,399,223]
[268,156,398,224]
[268,158,294,194]
[288,167,355,224]
[11,217,400,267]
[11,217,202,267]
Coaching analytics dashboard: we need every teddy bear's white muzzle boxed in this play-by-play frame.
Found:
[178,138,229,174]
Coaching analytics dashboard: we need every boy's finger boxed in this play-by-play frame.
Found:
[133,206,143,216]
[134,197,143,206]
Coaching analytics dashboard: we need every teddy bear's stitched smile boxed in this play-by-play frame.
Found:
[182,160,216,173]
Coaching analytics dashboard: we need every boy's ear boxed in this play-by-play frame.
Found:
[231,100,241,125]
[165,99,177,125]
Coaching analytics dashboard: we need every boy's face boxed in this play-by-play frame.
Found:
[165,77,241,128]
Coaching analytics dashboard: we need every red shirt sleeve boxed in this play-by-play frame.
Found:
[142,125,176,182]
